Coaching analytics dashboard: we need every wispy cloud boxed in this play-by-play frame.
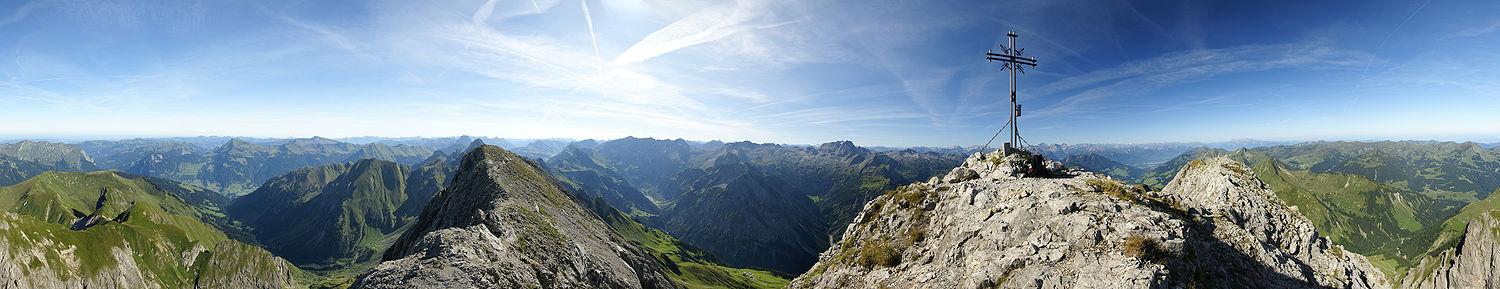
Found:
[578,0,605,96]
[1028,40,1373,118]
[611,0,772,66]
[0,1,48,28]
[1445,20,1500,39]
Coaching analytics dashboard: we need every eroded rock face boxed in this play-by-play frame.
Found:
[352,145,677,289]
[790,153,1386,289]
[1160,157,1385,288]
[1400,214,1500,289]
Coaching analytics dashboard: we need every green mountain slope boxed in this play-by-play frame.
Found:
[226,157,454,289]
[343,143,433,165]
[544,144,789,287]
[1239,152,1462,279]
[1258,141,1500,201]
[591,137,697,200]
[0,154,53,187]
[568,183,789,288]
[1418,187,1500,257]
[227,159,409,268]
[0,171,300,288]
[660,153,828,275]
[702,141,959,241]
[547,146,660,215]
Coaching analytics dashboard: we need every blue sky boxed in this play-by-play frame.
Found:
[1,0,1497,146]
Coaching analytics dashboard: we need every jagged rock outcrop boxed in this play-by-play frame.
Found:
[1160,156,1386,288]
[1400,213,1500,289]
[790,153,1386,288]
[352,145,678,289]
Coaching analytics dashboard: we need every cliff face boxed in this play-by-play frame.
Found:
[790,153,1385,289]
[1401,213,1500,289]
[1159,156,1386,288]
[352,145,677,289]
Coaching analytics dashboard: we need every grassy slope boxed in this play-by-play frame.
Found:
[226,159,430,289]
[594,201,790,289]
[0,170,299,287]
[1423,187,1500,254]
[1237,152,1462,283]
[1401,188,1500,283]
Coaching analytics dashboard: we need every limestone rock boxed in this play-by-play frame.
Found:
[352,145,677,289]
[789,153,1387,289]
[1399,213,1500,289]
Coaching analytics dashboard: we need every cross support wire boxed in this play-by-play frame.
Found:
[985,31,1038,155]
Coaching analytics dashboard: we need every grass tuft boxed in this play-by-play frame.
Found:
[857,239,901,268]
[1088,178,1138,204]
[1123,235,1167,264]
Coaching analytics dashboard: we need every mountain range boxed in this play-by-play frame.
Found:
[4,137,1500,288]
[571,138,962,274]
[122,137,443,197]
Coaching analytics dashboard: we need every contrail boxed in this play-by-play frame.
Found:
[529,0,542,13]
[580,0,606,96]
[472,0,497,24]
[1349,0,1431,111]
[1359,0,1432,85]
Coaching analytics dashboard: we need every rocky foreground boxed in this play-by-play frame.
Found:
[790,152,1386,288]
[1400,213,1500,289]
[352,145,677,289]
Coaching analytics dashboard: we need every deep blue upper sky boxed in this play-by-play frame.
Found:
[2,0,1497,146]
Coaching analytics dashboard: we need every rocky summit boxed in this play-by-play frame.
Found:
[790,152,1385,288]
[1400,213,1500,289]
[352,145,677,289]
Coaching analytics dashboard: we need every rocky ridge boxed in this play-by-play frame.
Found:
[352,145,677,289]
[790,152,1386,288]
[1400,213,1500,289]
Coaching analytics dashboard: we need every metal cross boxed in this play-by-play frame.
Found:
[986,31,1038,154]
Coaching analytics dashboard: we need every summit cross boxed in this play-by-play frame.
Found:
[985,31,1039,155]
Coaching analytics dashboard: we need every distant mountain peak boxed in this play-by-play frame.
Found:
[215,138,264,153]
[467,138,485,147]
[817,140,869,158]
[287,136,342,146]
[711,151,748,167]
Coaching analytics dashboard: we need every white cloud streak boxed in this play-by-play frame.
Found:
[1028,41,1373,118]
[610,0,769,66]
